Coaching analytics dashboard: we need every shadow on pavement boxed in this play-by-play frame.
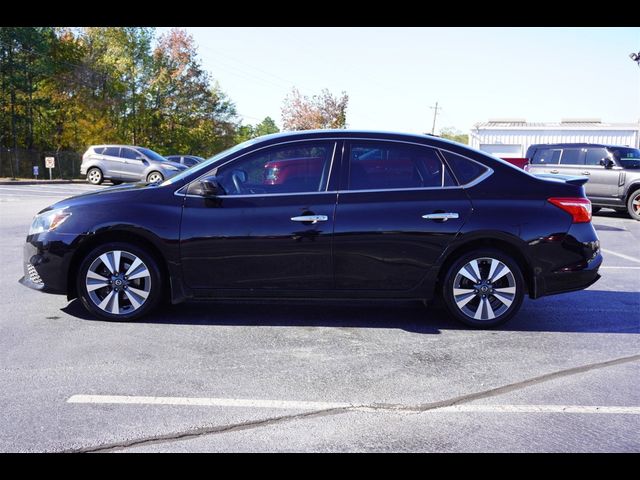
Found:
[62,289,640,334]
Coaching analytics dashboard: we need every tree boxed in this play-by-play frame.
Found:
[235,116,280,143]
[438,127,468,145]
[281,88,348,131]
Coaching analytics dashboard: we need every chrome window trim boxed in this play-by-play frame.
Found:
[174,136,494,198]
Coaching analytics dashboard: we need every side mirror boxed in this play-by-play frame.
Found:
[199,176,224,197]
[599,158,614,169]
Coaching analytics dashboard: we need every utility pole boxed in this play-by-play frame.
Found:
[430,101,441,135]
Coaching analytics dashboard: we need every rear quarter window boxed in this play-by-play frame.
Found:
[92,147,106,155]
[441,151,489,185]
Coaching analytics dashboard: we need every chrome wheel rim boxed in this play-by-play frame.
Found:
[88,170,101,184]
[147,172,163,183]
[85,250,151,315]
[632,193,640,216]
[453,257,516,321]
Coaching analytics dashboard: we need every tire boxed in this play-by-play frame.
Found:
[111,180,123,185]
[441,249,525,328]
[627,190,640,221]
[87,167,103,185]
[76,242,162,321]
[146,171,164,183]
[591,206,601,214]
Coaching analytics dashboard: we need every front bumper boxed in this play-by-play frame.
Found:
[18,232,84,295]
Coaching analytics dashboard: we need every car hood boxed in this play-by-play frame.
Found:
[38,181,160,214]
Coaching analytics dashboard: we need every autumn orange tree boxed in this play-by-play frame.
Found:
[281,88,349,131]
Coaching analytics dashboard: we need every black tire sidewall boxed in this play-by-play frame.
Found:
[627,190,640,221]
[87,167,103,185]
[76,242,162,322]
[442,249,525,328]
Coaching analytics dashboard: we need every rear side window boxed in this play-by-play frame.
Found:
[441,151,489,185]
[560,148,584,165]
[531,148,561,165]
[347,142,456,190]
[103,147,120,157]
[585,148,608,166]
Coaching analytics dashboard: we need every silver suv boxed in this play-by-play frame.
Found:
[526,143,640,221]
[80,145,188,185]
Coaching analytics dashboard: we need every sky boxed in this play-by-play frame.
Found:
[157,27,640,134]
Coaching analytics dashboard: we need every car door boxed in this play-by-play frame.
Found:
[179,140,339,291]
[332,140,473,291]
[582,147,621,198]
[100,146,127,179]
[555,148,585,178]
[120,147,148,181]
[527,148,561,175]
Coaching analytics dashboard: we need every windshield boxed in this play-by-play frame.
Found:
[160,137,263,186]
[610,147,640,168]
[138,147,168,163]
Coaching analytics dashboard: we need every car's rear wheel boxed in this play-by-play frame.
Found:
[146,171,164,183]
[627,190,640,221]
[87,167,103,185]
[442,249,525,328]
[77,242,162,321]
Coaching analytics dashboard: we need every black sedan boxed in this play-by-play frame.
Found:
[19,130,602,327]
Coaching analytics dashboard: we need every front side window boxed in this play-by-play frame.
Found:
[559,149,584,165]
[120,148,140,160]
[347,142,455,190]
[585,148,608,166]
[215,141,334,195]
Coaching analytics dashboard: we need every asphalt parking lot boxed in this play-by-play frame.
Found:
[0,183,638,452]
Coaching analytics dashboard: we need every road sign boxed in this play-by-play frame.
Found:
[45,156,55,180]
[33,166,39,179]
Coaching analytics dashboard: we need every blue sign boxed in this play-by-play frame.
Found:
[33,166,39,176]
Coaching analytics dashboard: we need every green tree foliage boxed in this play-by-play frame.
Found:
[0,27,242,158]
[438,127,469,145]
[235,116,280,143]
[281,88,348,131]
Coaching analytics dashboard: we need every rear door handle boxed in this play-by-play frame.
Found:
[581,171,591,175]
[422,212,459,221]
[291,215,328,223]
[550,169,559,174]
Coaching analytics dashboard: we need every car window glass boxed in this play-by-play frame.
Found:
[120,148,140,160]
[560,149,584,165]
[584,148,608,166]
[440,151,489,185]
[183,158,197,167]
[348,142,455,190]
[215,141,334,195]
[103,147,120,157]
[92,147,105,155]
[532,148,561,165]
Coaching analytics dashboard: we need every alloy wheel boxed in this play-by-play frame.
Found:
[87,169,102,185]
[147,172,163,183]
[85,250,151,315]
[452,257,517,321]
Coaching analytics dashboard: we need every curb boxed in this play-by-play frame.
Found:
[0,180,87,186]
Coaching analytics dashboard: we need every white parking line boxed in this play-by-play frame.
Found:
[599,266,640,270]
[601,248,640,265]
[67,395,640,415]
[0,186,98,195]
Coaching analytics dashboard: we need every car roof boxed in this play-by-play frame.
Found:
[90,145,150,149]
[528,143,630,149]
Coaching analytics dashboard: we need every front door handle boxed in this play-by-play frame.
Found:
[581,171,591,175]
[550,169,559,174]
[291,215,328,223]
[422,212,459,221]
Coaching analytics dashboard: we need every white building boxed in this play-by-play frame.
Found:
[469,119,640,158]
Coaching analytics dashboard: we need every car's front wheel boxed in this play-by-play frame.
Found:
[442,249,525,328]
[627,190,640,221]
[77,242,162,321]
[146,171,164,183]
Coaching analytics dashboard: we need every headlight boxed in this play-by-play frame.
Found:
[163,165,179,171]
[29,208,72,235]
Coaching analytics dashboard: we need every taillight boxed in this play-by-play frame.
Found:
[548,197,592,223]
